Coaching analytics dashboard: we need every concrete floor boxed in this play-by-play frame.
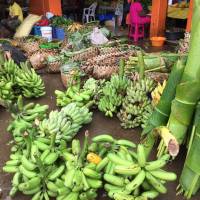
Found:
[0,74,199,200]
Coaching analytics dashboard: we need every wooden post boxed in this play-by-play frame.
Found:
[186,0,193,32]
[150,0,168,37]
[29,0,62,16]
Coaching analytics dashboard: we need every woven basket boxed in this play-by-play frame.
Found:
[71,47,99,62]
[29,51,47,70]
[47,61,62,73]
[61,71,77,88]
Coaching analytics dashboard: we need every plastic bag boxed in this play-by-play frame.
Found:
[14,14,41,38]
[90,27,108,45]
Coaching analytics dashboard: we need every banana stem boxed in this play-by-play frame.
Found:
[137,51,145,79]
[142,131,156,159]
[50,131,57,150]
[23,131,31,158]
[154,126,179,157]
[85,100,95,109]
[78,131,89,166]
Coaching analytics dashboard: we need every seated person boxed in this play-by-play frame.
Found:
[130,0,151,24]
[1,0,23,32]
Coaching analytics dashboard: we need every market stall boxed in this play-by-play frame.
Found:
[0,0,200,200]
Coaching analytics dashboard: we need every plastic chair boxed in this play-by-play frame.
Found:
[82,2,97,23]
[128,23,145,42]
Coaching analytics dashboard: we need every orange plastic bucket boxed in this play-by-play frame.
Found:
[150,37,166,47]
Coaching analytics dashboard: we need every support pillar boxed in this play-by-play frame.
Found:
[150,0,168,37]
[186,0,193,32]
[29,0,62,16]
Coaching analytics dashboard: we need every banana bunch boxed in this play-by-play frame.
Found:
[0,80,14,104]
[104,145,177,200]
[67,23,83,33]
[57,134,101,200]
[151,80,167,107]
[89,135,177,200]
[55,78,98,107]
[98,62,130,117]
[98,84,123,117]
[3,132,66,199]
[7,96,49,145]
[0,59,19,83]
[118,78,155,129]
[0,59,45,101]
[16,62,45,98]
[38,103,92,143]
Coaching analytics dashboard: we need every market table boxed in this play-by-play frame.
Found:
[149,5,189,19]
[167,6,189,19]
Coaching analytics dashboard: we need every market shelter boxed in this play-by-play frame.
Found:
[150,0,193,37]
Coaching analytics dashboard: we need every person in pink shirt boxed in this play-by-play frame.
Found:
[130,0,151,24]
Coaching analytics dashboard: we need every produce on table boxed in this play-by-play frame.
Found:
[0,59,45,106]
[117,76,155,129]
[89,134,177,199]
[38,103,92,143]
[55,77,98,107]
[98,60,130,117]
[151,80,167,107]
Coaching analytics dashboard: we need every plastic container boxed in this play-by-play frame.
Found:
[52,26,56,39]
[150,37,166,47]
[55,27,65,40]
[98,14,113,22]
[33,26,41,36]
[41,26,52,41]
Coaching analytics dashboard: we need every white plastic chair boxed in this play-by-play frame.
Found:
[82,2,97,23]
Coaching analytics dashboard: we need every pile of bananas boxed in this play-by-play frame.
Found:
[0,80,14,105]
[151,80,167,107]
[0,59,45,103]
[89,134,177,200]
[118,77,155,129]
[55,78,98,107]
[0,60,18,104]
[3,126,66,199]
[7,96,49,145]
[57,133,102,200]
[67,23,83,33]
[38,103,93,143]
[3,128,177,200]
[98,61,130,117]
[16,62,45,98]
